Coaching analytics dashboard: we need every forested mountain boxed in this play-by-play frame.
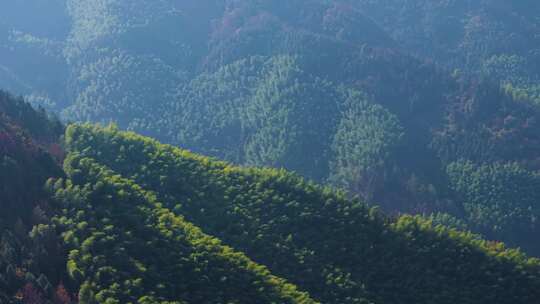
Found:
[9,0,540,256]
[61,123,540,304]
[1,0,539,275]
[2,93,540,302]
[0,91,70,303]
[349,0,540,101]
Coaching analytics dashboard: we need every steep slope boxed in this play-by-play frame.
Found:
[1,0,540,256]
[50,155,316,304]
[64,123,540,304]
[59,2,540,254]
[0,92,318,303]
[349,0,540,101]
[1,92,540,303]
[151,50,540,255]
[60,0,395,128]
[0,91,71,303]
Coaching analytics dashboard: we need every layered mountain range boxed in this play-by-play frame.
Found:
[1,90,539,303]
[1,1,540,302]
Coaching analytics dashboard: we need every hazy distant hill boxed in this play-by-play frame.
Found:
[350,0,540,87]
[1,0,539,256]
[1,89,540,303]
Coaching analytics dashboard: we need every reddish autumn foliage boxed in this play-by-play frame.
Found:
[48,142,66,163]
[21,283,45,304]
[54,283,73,304]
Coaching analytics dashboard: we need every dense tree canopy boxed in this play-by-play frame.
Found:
[62,123,540,304]
[0,91,69,303]
[1,0,540,259]
[2,1,540,300]
[1,91,540,303]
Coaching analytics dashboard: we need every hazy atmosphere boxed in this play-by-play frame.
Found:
[1,1,540,303]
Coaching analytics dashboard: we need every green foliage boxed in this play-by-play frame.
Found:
[330,90,404,201]
[157,55,342,180]
[349,0,540,83]
[62,49,181,130]
[63,123,540,304]
[52,153,317,304]
[503,83,540,105]
[427,213,470,232]
[447,160,540,253]
[2,0,540,299]
[3,2,540,254]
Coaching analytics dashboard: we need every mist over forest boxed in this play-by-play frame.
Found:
[1,1,540,303]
